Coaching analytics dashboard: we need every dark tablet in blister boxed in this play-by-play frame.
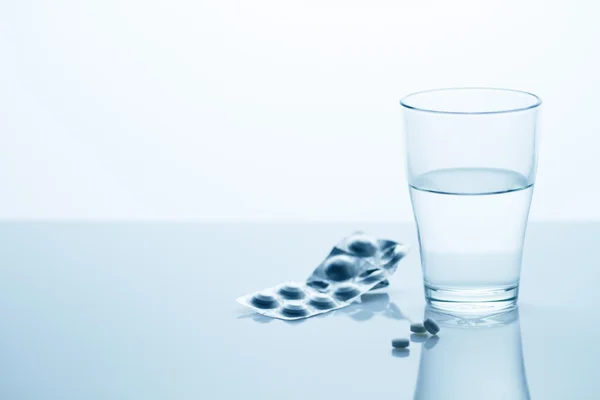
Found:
[334,284,361,301]
[250,292,280,309]
[281,303,310,318]
[277,282,306,300]
[307,280,330,291]
[347,234,378,257]
[324,255,357,281]
[308,294,337,310]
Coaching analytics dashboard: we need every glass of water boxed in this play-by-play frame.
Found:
[400,88,541,312]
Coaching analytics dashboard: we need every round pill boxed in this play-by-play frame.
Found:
[410,322,427,334]
[308,293,337,310]
[281,303,310,317]
[424,318,440,335]
[391,338,410,349]
[358,268,379,278]
[324,255,357,281]
[359,269,385,284]
[347,234,378,257]
[307,280,330,291]
[250,292,279,309]
[277,282,305,300]
[347,233,377,257]
[371,280,389,290]
[333,284,361,301]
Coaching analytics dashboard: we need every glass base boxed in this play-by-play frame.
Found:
[425,284,518,314]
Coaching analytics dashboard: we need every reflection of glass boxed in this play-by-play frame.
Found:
[401,88,541,312]
[414,306,530,400]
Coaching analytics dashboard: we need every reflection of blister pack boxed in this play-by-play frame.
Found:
[236,232,410,320]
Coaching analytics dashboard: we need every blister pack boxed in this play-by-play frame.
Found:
[237,232,410,320]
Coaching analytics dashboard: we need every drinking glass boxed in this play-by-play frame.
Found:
[400,88,541,312]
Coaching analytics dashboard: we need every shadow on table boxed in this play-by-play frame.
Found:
[335,292,405,321]
[237,292,405,324]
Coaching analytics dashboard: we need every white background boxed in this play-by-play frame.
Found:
[0,0,596,221]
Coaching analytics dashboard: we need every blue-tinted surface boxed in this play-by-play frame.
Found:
[0,222,598,399]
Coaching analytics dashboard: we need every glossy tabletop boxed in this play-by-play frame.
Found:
[0,222,598,399]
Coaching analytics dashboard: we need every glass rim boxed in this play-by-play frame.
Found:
[399,87,542,115]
